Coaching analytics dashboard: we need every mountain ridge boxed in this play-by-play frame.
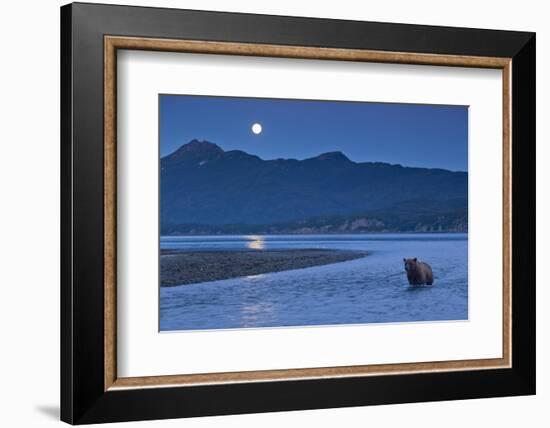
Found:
[161,140,468,233]
[162,140,465,172]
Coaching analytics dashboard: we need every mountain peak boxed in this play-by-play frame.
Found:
[313,151,350,162]
[177,139,224,154]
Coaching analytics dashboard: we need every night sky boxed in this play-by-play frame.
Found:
[160,94,468,171]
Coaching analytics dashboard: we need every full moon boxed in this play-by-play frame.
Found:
[251,123,262,134]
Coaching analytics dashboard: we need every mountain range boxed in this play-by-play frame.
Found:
[160,140,467,234]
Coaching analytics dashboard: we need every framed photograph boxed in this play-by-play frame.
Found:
[61,2,535,424]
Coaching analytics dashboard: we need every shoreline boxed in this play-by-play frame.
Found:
[160,248,368,287]
[162,231,467,237]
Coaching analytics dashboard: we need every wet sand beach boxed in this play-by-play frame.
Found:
[160,248,368,286]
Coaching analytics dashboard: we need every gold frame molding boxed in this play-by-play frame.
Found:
[104,35,512,391]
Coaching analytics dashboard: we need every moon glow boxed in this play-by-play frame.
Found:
[251,123,262,134]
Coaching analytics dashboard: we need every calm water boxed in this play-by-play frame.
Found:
[160,234,468,331]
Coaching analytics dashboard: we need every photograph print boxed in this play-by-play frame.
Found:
[159,94,468,332]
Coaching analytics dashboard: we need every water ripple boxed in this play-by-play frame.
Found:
[160,234,468,331]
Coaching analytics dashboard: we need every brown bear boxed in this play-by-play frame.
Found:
[403,258,434,285]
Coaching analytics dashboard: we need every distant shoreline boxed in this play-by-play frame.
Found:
[160,248,368,287]
[161,231,468,237]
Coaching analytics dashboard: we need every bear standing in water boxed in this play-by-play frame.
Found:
[403,258,434,285]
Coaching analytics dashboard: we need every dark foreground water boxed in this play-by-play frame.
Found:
[160,234,468,331]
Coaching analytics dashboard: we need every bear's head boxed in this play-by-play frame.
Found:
[403,258,418,273]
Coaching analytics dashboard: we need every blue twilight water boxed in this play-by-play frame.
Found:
[160,234,468,331]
